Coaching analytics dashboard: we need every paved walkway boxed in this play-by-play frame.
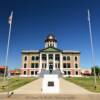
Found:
[13,78,42,94]
[12,78,92,94]
[60,78,91,94]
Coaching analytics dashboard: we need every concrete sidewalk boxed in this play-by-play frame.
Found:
[12,78,92,94]
[60,78,92,94]
[13,78,42,94]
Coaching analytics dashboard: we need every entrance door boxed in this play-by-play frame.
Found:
[49,64,53,73]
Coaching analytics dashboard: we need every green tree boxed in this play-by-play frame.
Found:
[91,66,100,77]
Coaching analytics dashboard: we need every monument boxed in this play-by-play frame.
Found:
[42,74,60,94]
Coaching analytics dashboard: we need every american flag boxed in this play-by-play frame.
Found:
[8,11,13,24]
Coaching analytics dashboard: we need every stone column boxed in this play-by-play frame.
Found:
[39,53,42,73]
[60,53,63,73]
[46,54,49,70]
[53,54,55,70]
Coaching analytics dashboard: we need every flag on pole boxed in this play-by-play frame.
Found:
[8,11,13,25]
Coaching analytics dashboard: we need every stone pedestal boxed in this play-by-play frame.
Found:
[42,74,59,94]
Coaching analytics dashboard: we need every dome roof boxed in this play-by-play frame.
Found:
[45,34,57,42]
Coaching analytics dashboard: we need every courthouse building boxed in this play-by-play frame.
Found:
[20,34,81,77]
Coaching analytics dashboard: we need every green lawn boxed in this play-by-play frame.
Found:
[65,77,100,92]
[0,77,37,92]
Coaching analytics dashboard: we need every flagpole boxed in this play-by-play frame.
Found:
[3,11,13,97]
[87,9,96,89]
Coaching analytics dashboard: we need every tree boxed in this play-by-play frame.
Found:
[91,66,100,77]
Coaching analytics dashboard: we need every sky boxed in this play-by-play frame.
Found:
[0,0,100,69]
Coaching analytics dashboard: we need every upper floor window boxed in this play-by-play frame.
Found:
[24,63,27,68]
[24,56,27,61]
[42,54,46,60]
[75,64,78,68]
[32,56,35,61]
[63,63,66,68]
[49,54,53,60]
[67,56,70,61]
[36,56,39,60]
[63,56,66,61]
[75,56,78,61]
[35,63,39,68]
[67,63,70,68]
[55,54,60,61]
[31,63,34,68]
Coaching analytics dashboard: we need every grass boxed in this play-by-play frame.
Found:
[0,76,37,92]
[65,77,100,93]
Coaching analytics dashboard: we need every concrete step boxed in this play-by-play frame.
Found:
[39,69,62,77]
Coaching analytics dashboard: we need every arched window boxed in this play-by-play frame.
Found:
[24,56,27,61]
[31,71,34,75]
[75,64,78,68]
[63,63,66,68]
[67,56,70,61]
[68,71,70,75]
[67,63,70,68]
[49,54,53,60]
[75,56,78,61]
[36,56,39,60]
[64,71,66,75]
[32,56,35,61]
[24,71,26,75]
[76,71,78,75]
[63,56,66,61]
[31,63,34,68]
[42,54,46,60]
[24,63,27,68]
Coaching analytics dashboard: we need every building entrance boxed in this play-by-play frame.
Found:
[49,64,53,73]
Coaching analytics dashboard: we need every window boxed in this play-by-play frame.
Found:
[63,56,66,61]
[31,71,34,75]
[32,56,35,61]
[24,63,27,68]
[58,63,60,68]
[55,63,57,68]
[36,56,39,60]
[24,56,27,61]
[75,64,78,68]
[49,54,53,60]
[75,56,77,61]
[67,63,70,68]
[42,54,46,60]
[55,54,60,61]
[35,63,39,68]
[63,63,66,68]
[76,71,78,75]
[45,63,46,68]
[64,71,66,75]
[68,71,70,75]
[35,71,38,75]
[24,71,26,75]
[67,56,70,61]
[42,63,44,68]
[31,63,34,68]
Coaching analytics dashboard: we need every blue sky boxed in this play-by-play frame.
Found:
[0,0,100,69]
